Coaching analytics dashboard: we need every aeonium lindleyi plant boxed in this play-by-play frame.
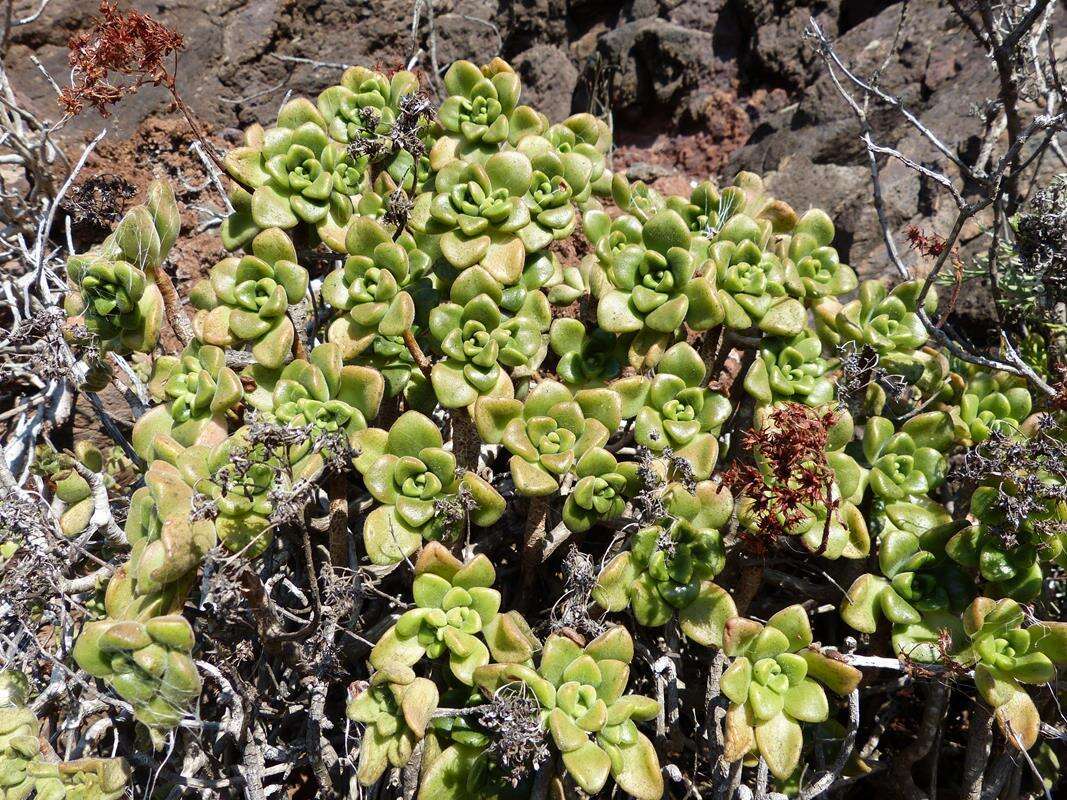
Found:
[346,665,439,786]
[861,412,952,502]
[473,626,663,800]
[190,227,309,369]
[840,518,973,662]
[720,606,862,780]
[955,597,1067,749]
[591,208,724,369]
[743,330,836,407]
[64,180,178,355]
[472,379,620,497]
[369,543,535,684]
[222,98,370,251]
[593,480,737,646]
[611,341,732,480]
[322,216,433,359]
[352,413,505,564]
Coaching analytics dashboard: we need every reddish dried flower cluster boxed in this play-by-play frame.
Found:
[723,403,839,554]
[906,226,964,324]
[59,1,184,117]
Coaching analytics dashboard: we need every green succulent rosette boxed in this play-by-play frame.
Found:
[428,293,548,409]
[316,66,432,190]
[776,209,857,302]
[260,342,384,442]
[472,379,619,497]
[862,413,952,502]
[744,330,836,407]
[707,236,806,336]
[841,518,973,661]
[361,332,433,409]
[664,175,798,258]
[414,151,536,297]
[507,251,585,312]
[353,413,505,564]
[64,180,178,354]
[611,342,731,480]
[517,154,578,251]
[48,442,111,538]
[133,341,243,456]
[590,209,723,368]
[473,626,664,800]
[347,665,438,786]
[323,217,433,358]
[549,318,626,389]
[594,481,737,645]
[370,543,535,684]
[0,686,40,800]
[515,113,611,205]
[28,757,130,800]
[430,58,545,168]
[946,481,1067,601]
[720,606,862,780]
[955,598,1067,750]
[0,672,131,800]
[609,174,665,223]
[947,370,1033,445]
[814,280,936,381]
[222,98,370,251]
[73,614,201,729]
[121,456,217,597]
[562,448,640,533]
[190,227,309,369]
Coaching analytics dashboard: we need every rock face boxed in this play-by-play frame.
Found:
[10,0,1052,292]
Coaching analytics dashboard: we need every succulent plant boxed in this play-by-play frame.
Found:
[720,606,862,779]
[316,67,431,190]
[591,209,723,368]
[946,481,1067,601]
[743,331,836,407]
[121,457,217,593]
[612,342,732,480]
[955,598,1067,749]
[33,758,131,800]
[0,672,131,800]
[222,98,371,250]
[133,341,243,454]
[261,342,383,444]
[840,519,973,661]
[370,544,533,684]
[862,413,951,502]
[594,481,737,645]
[707,237,806,336]
[562,448,640,533]
[814,280,936,382]
[47,442,112,538]
[474,626,663,800]
[190,227,309,369]
[515,113,611,205]
[74,613,200,729]
[347,665,439,785]
[323,217,433,359]
[416,152,536,295]
[548,318,626,389]
[353,413,505,564]
[430,59,545,167]
[64,181,178,354]
[663,176,797,258]
[777,209,857,301]
[948,370,1032,445]
[428,293,547,409]
[472,379,618,496]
